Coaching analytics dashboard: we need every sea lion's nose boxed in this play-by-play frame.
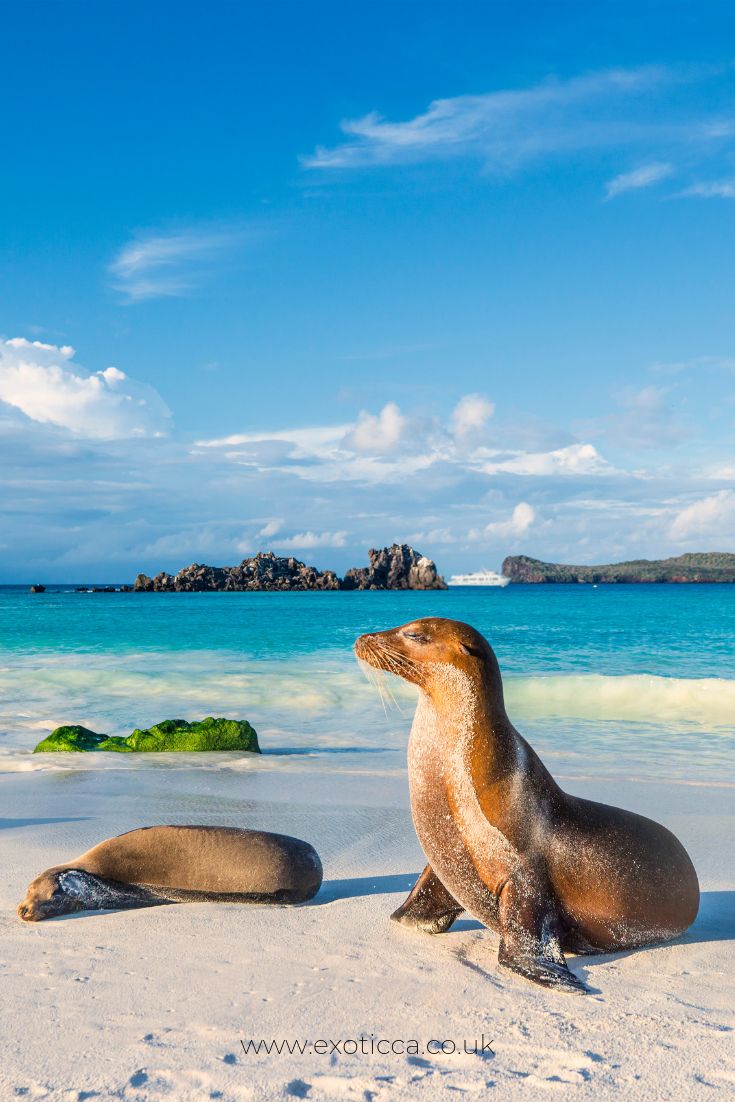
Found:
[17,899,42,921]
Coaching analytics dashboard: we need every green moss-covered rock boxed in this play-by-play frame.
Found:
[33,717,260,754]
[33,725,131,753]
[126,717,260,753]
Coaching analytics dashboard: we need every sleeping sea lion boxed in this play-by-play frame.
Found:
[355,617,699,994]
[18,826,322,921]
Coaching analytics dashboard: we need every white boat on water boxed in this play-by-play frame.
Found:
[448,569,510,587]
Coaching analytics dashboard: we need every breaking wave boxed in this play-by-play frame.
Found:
[504,673,735,727]
[0,650,733,750]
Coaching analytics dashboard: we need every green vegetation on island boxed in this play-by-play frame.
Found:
[502,552,735,584]
[33,717,260,754]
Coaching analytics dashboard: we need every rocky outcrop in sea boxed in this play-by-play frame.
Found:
[133,544,446,592]
[134,552,340,592]
[342,544,447,590]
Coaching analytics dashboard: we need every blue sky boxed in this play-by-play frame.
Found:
[2,1,735,580]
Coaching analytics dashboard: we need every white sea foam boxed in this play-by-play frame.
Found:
[1,652,733,729]
[0,651,732,780]
[504,672,735,726]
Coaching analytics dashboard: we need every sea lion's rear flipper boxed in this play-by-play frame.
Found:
[391,864,464,934]
[496,870,588,995]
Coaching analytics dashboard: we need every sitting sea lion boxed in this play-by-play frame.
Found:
[18,826,322,921]
[356,617,699,995]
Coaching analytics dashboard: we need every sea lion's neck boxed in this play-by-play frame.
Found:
[411,662,517,774]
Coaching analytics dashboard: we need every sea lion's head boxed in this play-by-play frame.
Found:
[17,868,87,922]
[355,617,495,691]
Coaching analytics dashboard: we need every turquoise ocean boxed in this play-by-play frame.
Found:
[1,584,733,785]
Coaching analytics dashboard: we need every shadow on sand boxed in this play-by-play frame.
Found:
[683,890,735,944]
[315,876,735,947]
[575,889,735,977]
[316,872,420,904]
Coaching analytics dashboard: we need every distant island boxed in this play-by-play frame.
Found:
[133,544,447,592]
[502,552,735,584]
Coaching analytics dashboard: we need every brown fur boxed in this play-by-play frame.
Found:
[356,617,699,994]
[18,826,322,921]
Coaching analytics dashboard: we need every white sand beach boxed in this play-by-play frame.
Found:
[1,759,732,1101]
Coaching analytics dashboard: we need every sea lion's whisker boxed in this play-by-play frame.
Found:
[356,654,384,704]
[358,648,404,716]
[377,645,418,677]
[374,641,412,667]
[378,640,415,662]
[367,641,421,697]
[375,663,405,715]
[375,675,389,718]
[367,644,401,678]
[381,649,407,671]
[379,656,407,700]
[356,655,378,684]
[376,665,404,714]
[361,649,390,717]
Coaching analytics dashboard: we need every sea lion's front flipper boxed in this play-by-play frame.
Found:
[58,870,172,912]
[496,870,587,995]
[391,864,464,934]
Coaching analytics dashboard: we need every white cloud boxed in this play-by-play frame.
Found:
[407,527,456,545]
[624,385,667,410]
[479,442,610,477]
[196,402,436,483]
[196,406,611,485]
[578,385,689,451]
[670,490,735,540]
[0,338,170,439]
[650,354,735,376]
[680,179,735,200]
[605,162,673,199]
[256,519,283,538]
[496,501,535,534]
[196,424,349,454]
[301,66,735,179]
[345,402,406,453]
[451,393,495,437]
[109,224,251,302]
[273,530,348,550]
[471,502,536,541]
